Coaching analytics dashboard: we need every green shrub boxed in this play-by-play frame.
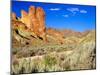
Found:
[44,54,57,71]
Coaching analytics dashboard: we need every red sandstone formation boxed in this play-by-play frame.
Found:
[19,6,46,41]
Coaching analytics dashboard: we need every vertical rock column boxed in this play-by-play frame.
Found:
[36,7,46,41]
[29,6,39,33]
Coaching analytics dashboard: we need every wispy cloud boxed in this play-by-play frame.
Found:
[62,14,69,18]
[67,8,79,12]
[49,8,60,11]
[67,8,87,15]
[80,10,87,13]
[67,8,79,15]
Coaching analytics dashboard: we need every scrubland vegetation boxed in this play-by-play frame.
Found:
[12,30,96,74]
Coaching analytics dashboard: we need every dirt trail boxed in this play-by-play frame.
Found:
[18,50,73,61]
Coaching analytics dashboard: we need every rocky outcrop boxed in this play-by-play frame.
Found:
[12,5,47,46]
[36,7,46,41]
[12,12,17,20]
[19,6,46,41]
[20,10,32,30]
[28,6,37,31]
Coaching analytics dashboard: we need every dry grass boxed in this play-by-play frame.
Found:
[12,39,96,74]
[11,30,96,74]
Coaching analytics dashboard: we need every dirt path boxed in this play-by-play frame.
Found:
[18,50,73,61]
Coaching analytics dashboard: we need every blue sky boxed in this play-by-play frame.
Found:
[12,1,96,32]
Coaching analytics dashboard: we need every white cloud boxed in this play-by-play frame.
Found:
[49,8,60,11]
[80,10,87,13]
[62,14,69,17]
[67,8,79,15]
[67,7,87,15]
[67,8,79,12]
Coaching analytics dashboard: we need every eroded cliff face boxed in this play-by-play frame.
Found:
[12,6,47,43]
[36,7,46,41]
[21,6,46,41]
[20,10,32,30]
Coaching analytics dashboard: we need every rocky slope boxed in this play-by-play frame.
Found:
[12,6,46,44]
